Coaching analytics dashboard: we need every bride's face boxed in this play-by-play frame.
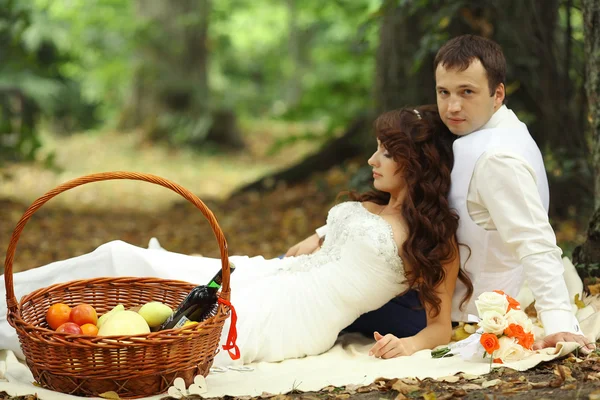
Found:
[368,140,405,193]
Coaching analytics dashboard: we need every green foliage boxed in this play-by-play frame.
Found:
[38,0,138,123]
[0,0,103,162]
[0,0,55,161]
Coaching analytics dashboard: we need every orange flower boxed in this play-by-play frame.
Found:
[480,333,500,355]
[506,295,521,311]
[517,332,535,349]
[504,323,525,338]
[493,290,520,311]
[493,358,503,364]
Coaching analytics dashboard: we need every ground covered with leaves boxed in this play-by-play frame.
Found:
[1,164,600,400]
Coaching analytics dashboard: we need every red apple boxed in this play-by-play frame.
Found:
[56,322,83,334]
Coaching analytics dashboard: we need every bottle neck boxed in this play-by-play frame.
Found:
[207,262,235,289]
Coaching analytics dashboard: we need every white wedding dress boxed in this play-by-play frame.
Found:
[0,201,407,365]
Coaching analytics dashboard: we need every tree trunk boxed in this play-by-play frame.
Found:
[572,0,600,277]
[285,0,302,108]
[120,0,244,149]
[375,2,436,114]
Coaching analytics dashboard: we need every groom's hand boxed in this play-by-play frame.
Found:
[369,331,416,359]
[532,332,596,355]
[285,233,320,257]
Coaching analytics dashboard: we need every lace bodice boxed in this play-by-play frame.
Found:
[280,202,404,277]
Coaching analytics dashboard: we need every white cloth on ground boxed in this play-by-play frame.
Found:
[0,337,592,399]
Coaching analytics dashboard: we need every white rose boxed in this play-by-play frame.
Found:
[479,311,508,335]
[505,309,533,334]
[475,292,509,316]
[494,336,532,363]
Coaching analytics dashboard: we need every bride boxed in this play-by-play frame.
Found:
[0,105,472,366]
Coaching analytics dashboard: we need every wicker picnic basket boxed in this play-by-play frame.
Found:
[4,171,236,398]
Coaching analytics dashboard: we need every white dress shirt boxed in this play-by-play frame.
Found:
[468,106,578,336]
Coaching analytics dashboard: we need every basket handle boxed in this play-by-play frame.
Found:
[4,171,231,313]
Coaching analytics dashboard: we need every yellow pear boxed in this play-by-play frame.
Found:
[97,304,125,329]
[137,302,173,328]
[98,311,150,336]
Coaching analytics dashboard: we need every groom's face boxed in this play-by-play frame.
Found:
[435,59,504,136]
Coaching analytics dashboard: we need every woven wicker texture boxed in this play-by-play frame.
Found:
[4,171,233,398]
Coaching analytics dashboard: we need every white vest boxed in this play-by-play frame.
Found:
[450,122,549,321]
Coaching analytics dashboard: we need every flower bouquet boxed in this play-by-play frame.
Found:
[432,290,535,366]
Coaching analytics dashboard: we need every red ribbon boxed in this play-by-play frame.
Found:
[217,298,240,360]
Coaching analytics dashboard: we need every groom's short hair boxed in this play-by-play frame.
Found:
[434,35,506,96]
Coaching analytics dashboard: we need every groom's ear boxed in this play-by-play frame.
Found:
[493,83,505,108]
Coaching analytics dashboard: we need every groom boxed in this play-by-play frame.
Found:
[288,35,594,355]
[427,34,591,353]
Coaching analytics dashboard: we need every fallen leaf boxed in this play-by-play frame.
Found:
[460,383,482,391]
[530,381,550,389]
[589,283,600,296]
[588,372,600,381]
[554,365,575,382]
[435,375,460,383]
[399,377,419,385]
[459,373,480,381]
[481,379,502,388]
[343,384,361,392]
[391,380,420,394]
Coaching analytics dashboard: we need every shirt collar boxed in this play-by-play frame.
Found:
[480,105,509,130]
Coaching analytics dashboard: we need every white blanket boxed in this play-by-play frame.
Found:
[1,324,599,399]
[2,255,599,399]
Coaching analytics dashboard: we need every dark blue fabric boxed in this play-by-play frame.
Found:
[342,290,426,338]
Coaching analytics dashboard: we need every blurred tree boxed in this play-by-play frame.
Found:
[573,0,600,278]
[119,0,244,149]
[0,0,64,162]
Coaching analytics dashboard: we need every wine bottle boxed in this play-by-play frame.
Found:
[159,263,235,330]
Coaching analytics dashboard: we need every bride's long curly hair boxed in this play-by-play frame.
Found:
[350,105,473,317]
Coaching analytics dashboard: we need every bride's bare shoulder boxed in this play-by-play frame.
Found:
[360,201,380,213]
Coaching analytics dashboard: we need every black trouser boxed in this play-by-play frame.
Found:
[342,290,427,338]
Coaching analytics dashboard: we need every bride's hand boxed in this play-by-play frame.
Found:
[369,332,416,359]
[285,233,320,257]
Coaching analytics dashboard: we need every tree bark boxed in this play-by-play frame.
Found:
[374,2,436,114]
[572,0,600,276]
